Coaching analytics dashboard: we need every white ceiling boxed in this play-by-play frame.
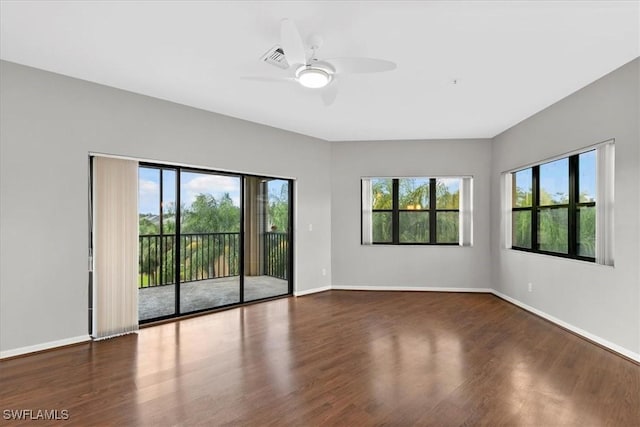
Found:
[1,1,639,141]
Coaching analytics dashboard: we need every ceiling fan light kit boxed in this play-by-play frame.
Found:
[296,66,331,88]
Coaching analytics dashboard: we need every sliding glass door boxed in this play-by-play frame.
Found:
[179,170,241,312]
[137,164,293,323]
[244,178,291,302]
[138,166,177,321]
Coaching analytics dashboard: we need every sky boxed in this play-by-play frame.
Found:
[138,167,288,214]
[515,150,596,202]
[539,158,569,201]
[139,168,240,214]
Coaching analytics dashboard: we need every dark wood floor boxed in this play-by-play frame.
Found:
[1,291,639,426]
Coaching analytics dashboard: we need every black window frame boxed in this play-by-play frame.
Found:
[511,151,596,262]
[367,177,460,246]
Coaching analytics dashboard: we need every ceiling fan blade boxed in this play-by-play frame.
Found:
[280,19,307,67]
[326,57,396,74]
[321,82,338,106]
[241,76,295,83]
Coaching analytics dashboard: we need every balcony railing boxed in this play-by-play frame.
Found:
[264,231,289,280]
[139,231,288,288]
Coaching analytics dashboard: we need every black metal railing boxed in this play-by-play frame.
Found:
[181,232,240,283]
[264,231,289,280]
[139,231,289,288]
[139,232,240,288]
[139,234,176,287]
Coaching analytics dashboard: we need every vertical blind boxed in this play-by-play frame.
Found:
[92,156,139,339]
[361,179,373,245]
[595,142,615,266]
[459,177,473,247]
[502,172,513,250]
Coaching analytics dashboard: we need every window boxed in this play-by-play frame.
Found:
[508,144,612,264]
[363,177,472,246]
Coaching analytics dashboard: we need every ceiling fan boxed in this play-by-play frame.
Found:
[244,19,397,106]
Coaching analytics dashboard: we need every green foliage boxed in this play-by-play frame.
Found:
[139,215,159,235]
[514,186,533,207]
[265,182,290,278]
[513,183,596,255]
[138,209,176,235]
[372,212,392,242]
[175,193,241,282]
[512,211,532,248]
[162,205,176,234]
[139,236,159,286]
[540,190,568,206]
[372,178,393,209]
[138,192,241,287]
[138,189,292,287]
[181,193,240,233]
[435,181,459,209]
[139,236,176,287]
[370,178,459,244]
[180,234,240,281]
[399,179,429,209]
[399,212,428,243]
[267,183,289,231]
[264,233,288,279]
[513,170,533,208]
[539,208,568,253]
[436,212,458,243]
[578,206,596,257]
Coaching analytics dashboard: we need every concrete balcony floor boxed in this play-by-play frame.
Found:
[139,275,288,321]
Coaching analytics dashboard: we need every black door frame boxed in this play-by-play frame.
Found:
[137,161,294,324]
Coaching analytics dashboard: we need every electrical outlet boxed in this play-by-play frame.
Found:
[308,223,313,231]
[322,268,327,276]
[528,282,533,292]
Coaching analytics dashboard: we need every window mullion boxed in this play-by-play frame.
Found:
[532,166,539,251]
[174,167,181,316]
[392,179,399,244]
[568,155,578,256]
[429,178,437,244]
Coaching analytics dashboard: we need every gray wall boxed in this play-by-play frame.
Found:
[0,61,333,353]
[2,57,638,358]
[331,139,493,289]
[490,58,640,355]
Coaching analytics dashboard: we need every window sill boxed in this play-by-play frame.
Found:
[504,247,613,268]
[363,243,473,248]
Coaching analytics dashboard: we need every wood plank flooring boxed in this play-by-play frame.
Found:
[1,291,639,426]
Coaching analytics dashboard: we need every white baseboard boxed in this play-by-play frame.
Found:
[491,290,640,363]
[332,285,493,293]
[0,335,91,359]
[294,285,331,297]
